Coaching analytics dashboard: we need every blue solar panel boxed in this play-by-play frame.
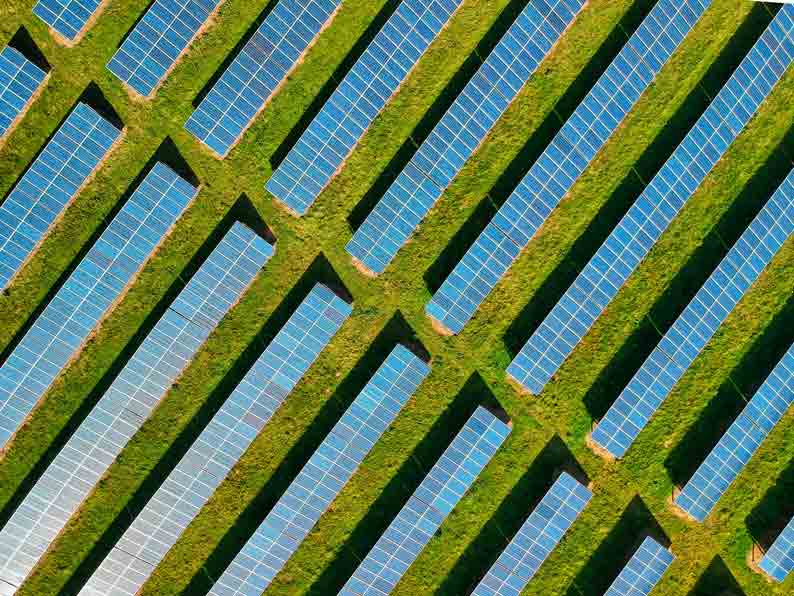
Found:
[77,281,351,596]
[0,162,195,453]
[425,0,714,335]
[185,0,342,158]
[674,340,794,521]
[0,222,271,594]
[338,405,511,596]
[470,471,591,596]
[584,131,794,459]
[266,0,465,216]
[604,537,674,596]
[507,7,794,395]
[759,516,794,583]
[345,0,585,275]
[206,344,429,596]
[0,102,122,291]
[0,46,47,142]
[33,0,105,43]
[107,0,224,98]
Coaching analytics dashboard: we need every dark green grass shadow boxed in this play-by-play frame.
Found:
[423,0,657,295]
[0,136,194,361]
[436,434,588,596]
[9,26,50,72]
[346,0,535,231]
[746,459,794,553]
[191,0,281,108]
[55,248,348,596]
[564,495,669,596]
[269,0,402,171]
[302,371,504,596]
[664,286,794,487]
[688,556,747,596]
[501,2,775,361]
[0,195,268,536]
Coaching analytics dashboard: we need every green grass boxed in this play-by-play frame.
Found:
[0,0,793,595]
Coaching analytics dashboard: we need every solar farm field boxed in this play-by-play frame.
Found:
[0,0,793,595]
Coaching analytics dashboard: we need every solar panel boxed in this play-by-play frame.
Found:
[185,0,343,158]
[604,537,674,596]
[345,0,585,275]
[470,471,591,596]
[338,405,510,596]
[107,0,224,98]
[76,282,351,596]
[266,0,466,216]
[0,102,122,291]
[0,162,195,452]
[33,0,105,43]
[0,222,272,594]
[507,6,794,395]
[206,344,428,596]
[759,515,794,583]
[425,0,714,335]
[590,165,794,460]
[0,46,47,142]
[674,341,794,521]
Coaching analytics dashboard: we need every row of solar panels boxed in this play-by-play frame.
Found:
[0,179,680,596]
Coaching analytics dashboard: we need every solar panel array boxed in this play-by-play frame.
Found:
[344,0,585,275]
[33,0,104,42]
[185,0,342,158]
[0,46,47,141]
[425,0,713,335]
[338,405,510,596]
[759,515,794,583]
[604,537,674,596]
[107,0,224,98]
[0,102,122,291]
[0,163,195,454]
[589,165,794,460]
[266,0,465,216]
[470,471,591,596]
[208,344,429,596]
[77,282,350,596]
[507,7,794,395]
[674,341,794,521]
[0,222,271,594]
